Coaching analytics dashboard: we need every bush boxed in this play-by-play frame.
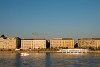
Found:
[97,46,100,50]
[89,47,96,50]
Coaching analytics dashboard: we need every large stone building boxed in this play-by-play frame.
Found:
[78,38,100,49]
[0,35,21,50]
[50,38,74,49]
[21,39,47,50]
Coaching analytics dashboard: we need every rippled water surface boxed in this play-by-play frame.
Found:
[0,52,100,67]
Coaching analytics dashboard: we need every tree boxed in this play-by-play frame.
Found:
[1,34,7,39]
[74,43,78,48]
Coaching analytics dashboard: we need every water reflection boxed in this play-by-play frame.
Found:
[15,53,21,67]
[0,52,16,67]
[0,52,100,67]
[45,52,52,67]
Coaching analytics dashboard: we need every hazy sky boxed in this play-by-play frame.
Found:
[0,0,100,39]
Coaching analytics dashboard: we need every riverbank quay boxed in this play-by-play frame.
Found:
[0,50,100,53]
[0,50,58,53]
[89,50,100,53]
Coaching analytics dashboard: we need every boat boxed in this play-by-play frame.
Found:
[21,53,29,56]
[15,49,20,51]
[57,49,89,53]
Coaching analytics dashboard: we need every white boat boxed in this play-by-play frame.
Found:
[21,53,29,56]
[57,49,89,53]
[15,49,20,51]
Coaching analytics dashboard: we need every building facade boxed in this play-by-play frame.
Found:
[78,38,100,49]
[50,38,74,49]
[21,39,47,50]
[0,35,21,50]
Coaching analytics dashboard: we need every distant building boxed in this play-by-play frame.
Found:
[78,38,100,49]
[21,39,47,50]
[0,35,21,50]
[50,38,74,49]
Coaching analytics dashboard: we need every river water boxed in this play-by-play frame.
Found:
[0,52,100,67]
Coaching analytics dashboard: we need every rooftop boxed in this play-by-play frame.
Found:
[51,38,73,40]
[78,38,100,40]
[21,38,46,40]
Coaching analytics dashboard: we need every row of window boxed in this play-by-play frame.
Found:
[21,42,45,44]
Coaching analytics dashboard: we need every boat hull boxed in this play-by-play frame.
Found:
[57,49,89,53]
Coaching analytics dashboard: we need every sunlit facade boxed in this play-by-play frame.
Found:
[21,39,47,50]
[50,38,74,49]
[78,38,100,49]
[0,36,21,50]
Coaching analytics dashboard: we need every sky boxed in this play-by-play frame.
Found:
[0,0,100,39]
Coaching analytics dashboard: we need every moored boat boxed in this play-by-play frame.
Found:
[21,53,29,56]
[57,49,89,53]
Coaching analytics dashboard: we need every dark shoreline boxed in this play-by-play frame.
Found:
[0,50,100,53]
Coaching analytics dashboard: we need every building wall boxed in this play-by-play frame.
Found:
[21,40,32,49]
[0,37,19,50]
[32,40,46,49]
[21,39,46,50]
[50,38,74,49]
[78,38,100,49]
[50,40,61,48]
[97,40,100,49]
[65,40,74,48]
[0,38,4,49]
